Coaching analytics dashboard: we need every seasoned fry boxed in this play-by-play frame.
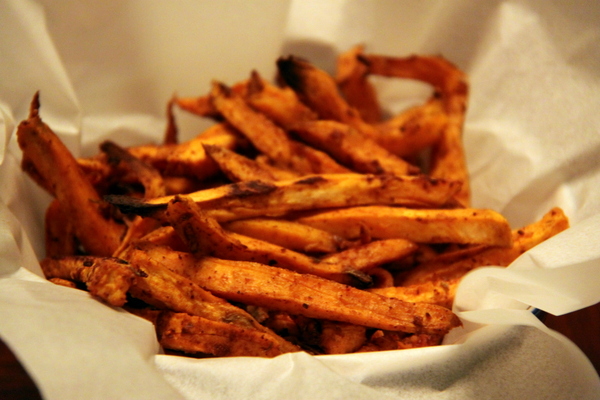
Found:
[295,205,512,247]
[106,173,462,222]
[134,244,461,335]
[223,218,347,254]
[335,44,382,124]
[152,311,298,358]
[398,207,569,285]
[23,47,569,359]
[164,195,371,285]
[363,54,470,205]
[290,120,418,176]
[17,93,125,256]
[203,143,279,182]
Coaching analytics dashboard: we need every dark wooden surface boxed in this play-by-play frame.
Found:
[1,303,598,399]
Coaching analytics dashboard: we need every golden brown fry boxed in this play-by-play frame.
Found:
[119,122,243,181]
[336,44,382,123]
[290,120,418,176]
[223,218,347,254]
[363,54,470,205]
[45,199,77,258]
[164,195,370,285]
[369,279,459,309]
[375,97,448,157]
[210,81,348,175]
[126,247,301,353]
[136,244,460,335]
[154,311,297,358]
[277,55,382,144]
[17,93,125,256]
[322,239,418,272]
[296,205,512,247]
[398,207,570,285]
[320,320,367,354]
[40,256,135,307]
[100,140,166,198]
[202,144,279,182]
[245,70,318,129]
[108,173,462,222]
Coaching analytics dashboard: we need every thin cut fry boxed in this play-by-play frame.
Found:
[398,207,570,285]
[17,93,125,256]
[296,205,512,247]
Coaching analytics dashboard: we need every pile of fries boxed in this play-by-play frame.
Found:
[17,46,569,357]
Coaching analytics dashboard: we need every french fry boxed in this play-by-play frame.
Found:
[106,173,462,222]
[151,311,298,358]
[289,120,418,176]
[163,195,371,285]
[132,244,461,335]
[398,207,570,285]
[203,144,279,182]
[363,54,470,205]
[375,97,448,157]
[17,93,125,256]
[368,279,459,309]
[295,205,512,247]
[322,239,418,272]
[223,218,347,254]
[335,44,382,124]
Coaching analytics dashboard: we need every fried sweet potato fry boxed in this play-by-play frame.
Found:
[106,173,462,222]
[375,97,449,157]
[164,195,371,285]
[137,310,297,358]
[17,93,125,256]
[203,143,279,182]
[245,70,319,129]
[363,54,470,205]
[398,207,570,285]
[296,205,512,247]
[41,256,135,307]
[322,239,418,272]
[223,218,347,254]
[132,243,460,334]
[369,279,459,309]
[210,81,349,175]
[290,120,418,176]
[335,44,382,124]
[277,56,383,145]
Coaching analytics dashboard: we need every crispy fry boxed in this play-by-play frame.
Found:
[40,256,135,307]
[296,205,512,247]
[164,195,371,285]
[245,70,318,129]
[290,120,418,176]
[203,143,279,182]
[223,218,347,254]
[322,239,418,272]
[363,54,470,205]
[398,207,570,285]
[153,311,297,358]
[335,44,382,123]
[369,279,459,309]
[17,93,125,256]
[375,97,448,157]
[106,173,462,222]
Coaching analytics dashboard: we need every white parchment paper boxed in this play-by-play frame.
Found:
[1,1,599,399]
